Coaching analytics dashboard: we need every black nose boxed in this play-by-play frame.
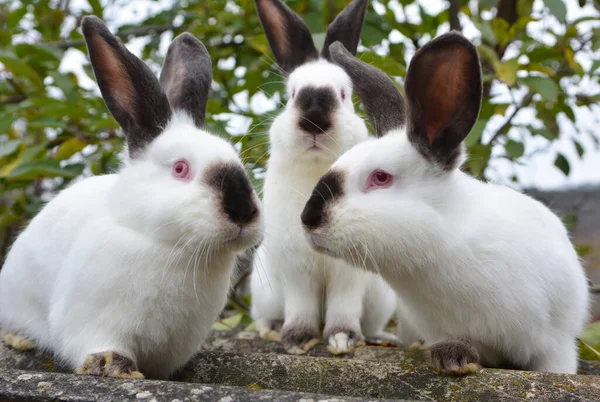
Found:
[296,86,335,134]
[301,170,345,229]
[299,108,331,134]
[207,164,258,225]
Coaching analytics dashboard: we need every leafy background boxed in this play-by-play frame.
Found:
[1,0,599,357]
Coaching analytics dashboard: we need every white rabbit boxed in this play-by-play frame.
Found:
[0,16,263,380]
[250,0,397,355]
[301,36,590,374]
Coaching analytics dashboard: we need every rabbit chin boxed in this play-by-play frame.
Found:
[304,228,379,274]
[225,223,264,252]
[304,231,343,259]
[268,109,367,165]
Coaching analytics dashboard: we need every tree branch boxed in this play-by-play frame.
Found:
[487,91,534,145]
[46,24,175,50]
[449,0,461,32]
[1,78,27,104]
[0,96,26,105]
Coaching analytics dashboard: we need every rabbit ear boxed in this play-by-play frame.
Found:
[81,16,172,158]
[255,0,319,73]
[404,32,482,170]
[328,41,405,136]
[160,33,212,128]
[321,0,368,61]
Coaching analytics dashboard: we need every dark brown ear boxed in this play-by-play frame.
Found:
[255,0,319,73]
[328,41,405,136]
[81,16,172,158]
[160,33,212,128]
[404,31,482,170]
[321,0,368,61]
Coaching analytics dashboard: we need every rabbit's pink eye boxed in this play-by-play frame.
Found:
[365,170,393,192]
[341,89,346,101]
[375,171,389,184]
[172,159,192,181]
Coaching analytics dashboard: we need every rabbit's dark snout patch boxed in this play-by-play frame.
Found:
[206,164,258,226]
[301,170,345,230]
[296,86,336,135]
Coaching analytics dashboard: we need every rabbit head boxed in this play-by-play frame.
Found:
[255,0,370,164]
[300,33,482,269]
[82,16,263,252]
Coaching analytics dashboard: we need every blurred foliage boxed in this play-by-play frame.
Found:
[1,0,600,265]
[579,321,600,360]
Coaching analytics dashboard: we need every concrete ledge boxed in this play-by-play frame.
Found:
[185,350,600,401]
[1,333,599,401]
[203,331,600,377]
[0,368,393,402]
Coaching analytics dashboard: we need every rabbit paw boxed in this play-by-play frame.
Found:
[428,340,480,376]
[364,331,399,346]
[259,329,282,342]
[408,339,427,350]
[3,332,36,351]
[255,318,282,342]
[325,328,365,355]
[281,324,319,355]
[76,352,144,379]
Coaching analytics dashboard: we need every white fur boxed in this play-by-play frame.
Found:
[251,60,397,351]
[0,114,263,379]
[306,131,590,373]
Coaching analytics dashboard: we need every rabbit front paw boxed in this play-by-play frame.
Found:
[255,318,282,342]
[325,327,365,355]
[281,323,319,355]
[428,339,480,376]
[364,331,399,346]
[3,332,36,351]
[76,351,144,379]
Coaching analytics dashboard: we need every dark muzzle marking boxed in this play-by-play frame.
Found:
[301,170,344,229]
[206,164,258,225]
[296,86,336,134]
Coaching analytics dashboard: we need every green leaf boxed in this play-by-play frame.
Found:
[520,76,559,103]
[579,321,600,360]
[543,0,567,23]
[211,312,244,331]
[473,20,497,46]
[574,139,584,158]
[467,144,492,178]
[311,32,325,50]
[496,59,518,86]
[0,140,21,159]
[0,50,44,90]
[359,52,405,77]
[578,339,600,361]
[54,138,87,161]
[565,47,584,75]
[8,6,28,30]
[505,140,525,158]
[88,0,104,18]
[362,23,388,47]
[561,104,576,122]
[590,60,600,74]
[580,321,600,348]
[517,0,534,17]
[563,214,578,232]
[553,153,570,176]
[491,18,510,47]
[575,244,592,257]
[465,119,487,147]
[50,72,79,103]
[20,144,48,162]
[7,160,84,181]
